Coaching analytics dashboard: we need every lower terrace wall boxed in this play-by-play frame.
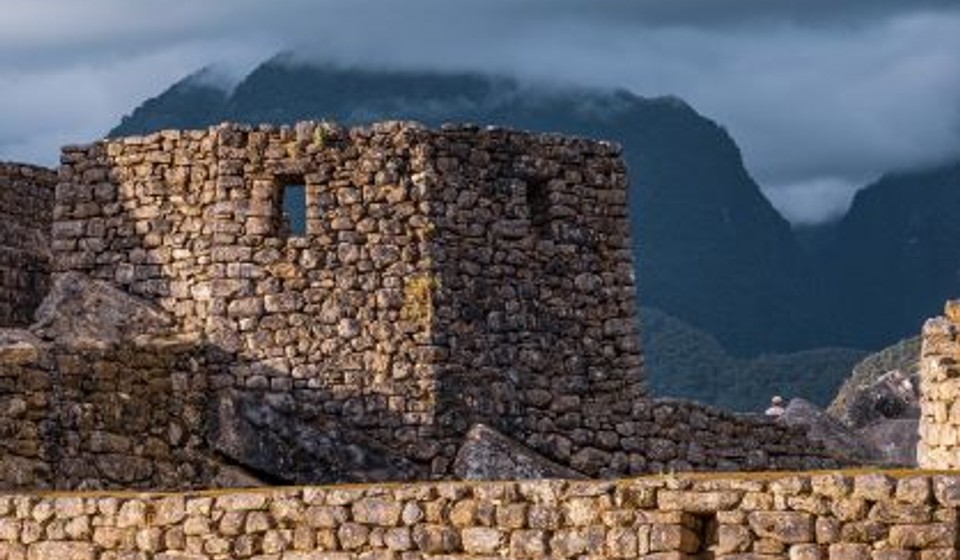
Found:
[0,163,56,327]
[0,471,957,559]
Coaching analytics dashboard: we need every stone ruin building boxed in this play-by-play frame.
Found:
[3,122,960,558]
[0,120,852,492]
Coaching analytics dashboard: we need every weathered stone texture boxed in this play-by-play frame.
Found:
[0,472,953,558]
[52,122,646,471]
[0,162,56,327]
[918,300,960,468]
[0,121,851,490]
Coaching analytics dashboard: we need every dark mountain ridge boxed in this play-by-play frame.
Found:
[819,161,960,348]
[113,56,824,357]
[110,56,960,397]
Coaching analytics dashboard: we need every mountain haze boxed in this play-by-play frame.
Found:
[113,56,823,357]
[110,55,960,406]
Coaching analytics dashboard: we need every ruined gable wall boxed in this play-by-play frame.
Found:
[0,162,56,327]
[918,300,960,469]
[428,127,645,462]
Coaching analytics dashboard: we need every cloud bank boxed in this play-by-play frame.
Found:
[1,0,958,223]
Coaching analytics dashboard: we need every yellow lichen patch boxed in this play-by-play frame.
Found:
[402,273,441,324]
[284,141,300,159]
[313,125,328,149]
[417,221,437,242]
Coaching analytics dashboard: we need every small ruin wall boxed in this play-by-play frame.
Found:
[0,163,56,327]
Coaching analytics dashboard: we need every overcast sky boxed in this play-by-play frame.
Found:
[1,0,958,224]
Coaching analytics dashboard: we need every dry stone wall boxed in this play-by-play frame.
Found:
[0,162,56,327]
[43,121,850,481]
[53,121,645,470]
[0,334,225,491]
[0,471,957,559]
[917,300,960,469]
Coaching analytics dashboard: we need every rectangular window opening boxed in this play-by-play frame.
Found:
[277,176,307,238]
[526,178,550,236]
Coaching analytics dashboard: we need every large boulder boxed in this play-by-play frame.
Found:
[844,369,919,427]
[779,398,877,462]
[857,418,918,467]
[31,272,174,347]
[453,424,585,480]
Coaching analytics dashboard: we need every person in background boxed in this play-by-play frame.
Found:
[765,395,786,418]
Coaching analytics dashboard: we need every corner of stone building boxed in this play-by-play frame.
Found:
[918,299,960,469]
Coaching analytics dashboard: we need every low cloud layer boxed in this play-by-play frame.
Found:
[1,0,958,223]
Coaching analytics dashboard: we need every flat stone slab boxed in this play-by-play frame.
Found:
[453,423,585,480]
[31,272,173,347]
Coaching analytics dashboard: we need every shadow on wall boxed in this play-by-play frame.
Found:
[0,272,426,490]
[0,163,57,328]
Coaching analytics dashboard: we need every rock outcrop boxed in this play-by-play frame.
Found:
[31,272,175,347]
[210,389,425,484]
[453,424,585,480]
[779,398,877,462]
[829,336,920,429]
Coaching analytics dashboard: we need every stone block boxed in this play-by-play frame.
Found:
[461,527,503,554]
[828,543,872,560]
[352,498,402,527]
[748,511,815,544]
[791,544,825,560]
[27,542,94,560]
[657,490,742,512]
[888,523,957,549]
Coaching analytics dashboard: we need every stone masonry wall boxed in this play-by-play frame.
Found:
[0,162,56,327]
[0,471,957,559]
[0,334,225,491]
[45,121,850,480]
[917,300,960,469]
[50,121,645,474]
